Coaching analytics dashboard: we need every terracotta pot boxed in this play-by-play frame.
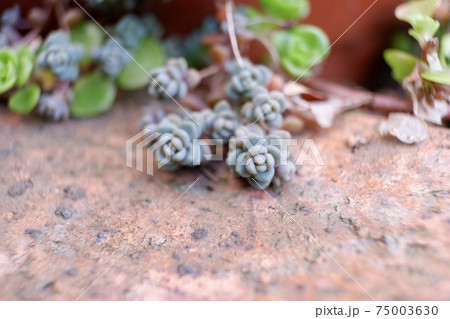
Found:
[150,0,406,85]
[2,0,405,85]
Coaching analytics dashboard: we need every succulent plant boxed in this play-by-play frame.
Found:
[273,159,296,187]
[38,91,71,121]
[228,137,280,189]
[227,129,294,189]
[139,106,166,131]
[0,47,19,94]
[148,58,200,100]
[114,14,146,50]
[0,33,9,48]
[93,38,131,78]
[0,46,34,94]
[259,0,310,21]
[205,100,239,143]
[153,114,210,171]
[241,87,287,127]
[141,14,164,39]
[224,58,253,74]
[1,4,20,28]
[36,31,84,82]
[226,61,272,100]
[273,25,330,77]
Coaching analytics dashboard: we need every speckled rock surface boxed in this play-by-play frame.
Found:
[0,94,449,300]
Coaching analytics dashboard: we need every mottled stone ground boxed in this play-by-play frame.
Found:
[0,94,449,300]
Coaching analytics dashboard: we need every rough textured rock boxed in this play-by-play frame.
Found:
[0,93,449,300]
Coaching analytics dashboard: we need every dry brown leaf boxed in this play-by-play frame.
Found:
[379,113,428,144]
[285,81,372,128]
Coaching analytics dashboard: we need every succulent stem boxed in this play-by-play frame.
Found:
[225,0,244,67]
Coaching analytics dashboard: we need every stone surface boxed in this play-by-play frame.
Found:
[0,94,449,301]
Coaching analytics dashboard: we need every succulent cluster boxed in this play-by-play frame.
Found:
[0,46,34,94]
[226,128,295,189]
[0,0,335,191]
[93,39,131,78]
[241,87,287,128]
[151,114,211,171]
[204,100,239,143]
[225,59,272,100]
[144,54,296,189]
[37,31,84,82]
[38,90,72,121]
[148,58,200,100]
[0,5,167,121]
[0,5,20,48]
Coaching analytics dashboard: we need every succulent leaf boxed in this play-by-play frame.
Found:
[273,25,330,77]
[0,47,18,94]
[70,71,117,118]
[8,84,41,115]
[384,49,421,83]
[259,0,310,21]
[117,37,165,90]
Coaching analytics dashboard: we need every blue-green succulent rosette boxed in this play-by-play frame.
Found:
[205,100,239,143]
[225,60,273,100]
[241,87,287,128]
[93,38,131,79]
[36,30,84,82]
[153,114,211,171]
[114,14,147,50]
[38,91,71,121]
[227,128,295,189]
[148,58,200,100]
[229,136,280,189]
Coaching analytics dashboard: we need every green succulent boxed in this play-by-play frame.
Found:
[8,84,41,115]
[408,15,440,47]
[273,25,330,77]
[441,33,450,67]
[259,0,310,21]
[0,46,34,94]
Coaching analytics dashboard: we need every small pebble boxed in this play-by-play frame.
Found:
[54,204,73,220]
[149,235,167,248]
[231,231,240,238]
[24,228,43,240]
[172,252,181,260]
[177,264,197,276]
[64,185,86,201]
[7,180,33,198]
[191,228,208,241]
[67,268,78,277]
